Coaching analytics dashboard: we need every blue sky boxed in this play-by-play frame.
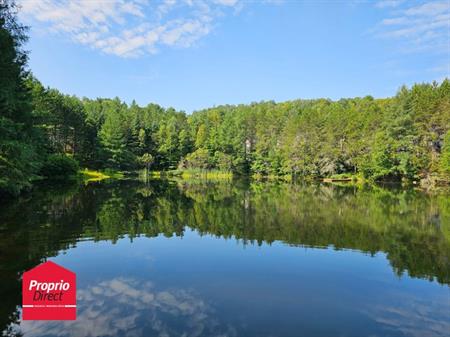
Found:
[19,0,450,112]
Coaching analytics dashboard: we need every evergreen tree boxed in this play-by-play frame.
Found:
[0,1,42,196]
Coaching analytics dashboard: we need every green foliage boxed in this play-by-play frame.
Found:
[1,2,449,196]
[40,154,79,179]
[0,2,43,196]
[0,139,41,196]
[99,102,134,169]
[180,148,211,170]
[214,151,233,172]
[440,131,450,178]
[186,84,449,181]
[138,153,154,170]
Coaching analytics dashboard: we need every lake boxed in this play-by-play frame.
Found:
[1,179,449,337]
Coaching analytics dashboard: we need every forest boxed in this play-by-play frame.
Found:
[1,2,449,197]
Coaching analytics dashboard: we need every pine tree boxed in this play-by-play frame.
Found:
[0,1,42,196]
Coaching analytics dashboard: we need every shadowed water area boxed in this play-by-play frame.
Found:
[1,179,449,337]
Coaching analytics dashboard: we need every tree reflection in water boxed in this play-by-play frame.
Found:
[0,179,449,336]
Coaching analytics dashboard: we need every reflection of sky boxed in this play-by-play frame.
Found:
[361,291,450,337]
[18,277,236,337]
[8,230,450,337]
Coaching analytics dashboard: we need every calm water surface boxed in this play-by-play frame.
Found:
[1,179,449,337]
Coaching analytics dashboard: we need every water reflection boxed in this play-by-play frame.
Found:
[17,277,235,337]
[0,179,449,336]
[364,296,450,337]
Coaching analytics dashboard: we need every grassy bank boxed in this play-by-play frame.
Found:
[80,169,124,183]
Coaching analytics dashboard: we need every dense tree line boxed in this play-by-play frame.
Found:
[1,2,449,197]
[188,84,449,181]
[28,80,193,172]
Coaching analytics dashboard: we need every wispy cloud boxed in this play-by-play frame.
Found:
[17,0,243,58]
[375,0,405,9]
[374,0,450,54]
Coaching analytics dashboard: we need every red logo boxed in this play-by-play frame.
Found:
[22,261,76,320]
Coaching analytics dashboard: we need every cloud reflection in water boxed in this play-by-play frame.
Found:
[19,278,236,337]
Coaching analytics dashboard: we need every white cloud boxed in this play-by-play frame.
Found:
[404,1,449,16]
[374,1,450,53]
[17,0,243,58]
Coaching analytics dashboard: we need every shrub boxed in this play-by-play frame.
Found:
[180,148,211,170]
[40,154,79,179]
[214,151,233,172]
